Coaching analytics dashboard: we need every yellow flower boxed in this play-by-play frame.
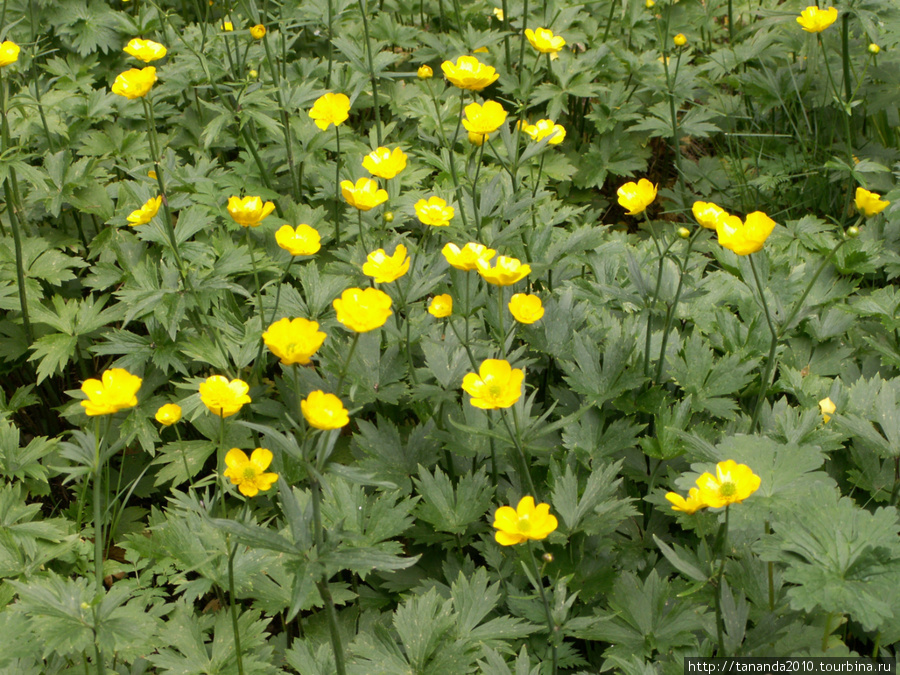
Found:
[492,496,558,545]
[415,196,455,227]
[301,390,349,430]
[226,195,276,227]
[250,24,266,39]
[715,211,776,256]
[692,201,728,229]
[523,119,565,145]
[0,41,20,67]
[476,255,531,286]
[646,0,655,7]
[508,293,544,324]
[123,38,167,62]
[673,33,687,47]
[224,448,278,497]
[362,146,408,179]
[797,6,838,33]
[111,67,157,99]
[855,187,889,218]
[441,55,499,91]
[473,46,489,54]
[223,21,234,31]
[127,195,162,226]
[155,403,183,426]
[263,318,327,365]
[868,43,880,55]
[199,375,251,418]
[309,92,351,131]
[462,358,524,409]
[462,100,507,135]
[442,242,496,271]
[525,27,566,54]
[417,64,433,79]
[468,131,488,145]
[80,368,142,416]
[617,178,657,216]
[341,178,388,211]
[148,170,157,179]
[665,487,705,514]
[275,224,321,256]
[428,294,453,318]
[695,460,761,508]
[363,244,410,283]
[333,287,393,332]
[493,7,504,21]
[819,397,836,423]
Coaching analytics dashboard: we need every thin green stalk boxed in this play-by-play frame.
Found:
[601,0,616,43]
[334,125,343,245]
[357,0,383,146]
[326,0,334,87]
[822,611,834,652]
[778,236,849,335]
[747,254,777,433]
[227,537,246,675]
[764,519,774,611]
[260,34,300,201]
[518,0,529,69]
[498,408,537,498]
[727,0,734,43]
[500,0,511,67]
[523,543,557,675]
[714,505,730,656]
[840,13,852,103]
[496,285,505,356]
[446,312,479,372]
[0,70,32,342]
[267,257,296,326]
[654,229,700,383]
[659,20,687,201]
[91,417,105,675]
[335,333,360,395]
[471,142,486,237]
[818,36,853,167]
[244,229,268,382]
[356,210,368,253]
[445,88,471,229]
[642,217,677,378]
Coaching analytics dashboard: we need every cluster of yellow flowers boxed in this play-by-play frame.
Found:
[666,460,761,513]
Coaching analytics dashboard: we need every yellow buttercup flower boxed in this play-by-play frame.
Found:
[473,46,489,54]
[341,177,388,211]
[80,368,142,416]
[250,24,266,39]
[222,21,234,31]
[855,187,889,218]
[493,7,504,21]
[428,294,453,318]
[123,38,167,62]
[442,242,496,271]
[262,318,327,365]
[525,27,566,54]
[226,195,275,227]
[0,41,20,67]
[301,390,350,430]
[695,460,761,509]
[224,448,278,497]
[362,146,408,179]
[646,0,655,6]
[715,211,776,256]
[462,100,508,135]
[492,496,558,545]
[333,287,393,332]
[470,131,490,145]
[415,196,455,227]
[155,403,182,426]
[692,201,728,229]
[673,33,687,47]
[523,119,565,145]
[127,195,162,226]
[476,255,531,286]
[617,178,657,216]
[819,397,836,423]
[275,224,321,256]
[309,92,351,131]
[441,55,499,91]
[111,67,157,99]
[462,358,524,409]
[417,64,433,79]
[665,487,705,514]
[363,244,410,283]
[199,375,251,418]
[508,293,544,324]
[797,6,838,33]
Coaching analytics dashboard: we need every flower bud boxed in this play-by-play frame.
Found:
[383,211,394,223]
[542,552,554,563]
[417,64,433,79]
[673,33,687,47]
[249,69,258,79]
[846,226,860,238]
[677,226,691,239]
[868,43,880,55]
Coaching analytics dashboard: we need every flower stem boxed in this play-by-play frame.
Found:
[764,519,775,611]
[714,505,730,656]
[654,229,700,383]
[357,0,383,146]
[642,215,676,378]
[499,408,537,498]
[259,33,301,202]
[336,333,360,396]
[496,285,506,357]
[523,543,557,675]
[91,417,105,675]
[227,536,246,675]
[747,253,777,433]
[471,142,486,237]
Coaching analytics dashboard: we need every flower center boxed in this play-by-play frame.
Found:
[719,481,737,497]
[486,382,505,400]
[243,467,258,480]
[517,515,532,533]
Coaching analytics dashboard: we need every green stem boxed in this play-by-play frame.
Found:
[496,285,506,356]
[642,216,676,378]
[471,142,486,238]
[498,408,537,498]
[727,0,734,43]
[778,236,849,335]
[747,254,778,433]
[764,520,775,611]
[326,0,334,87]
[357,210,369,253]
[357,0,383,146]
[335,333,360,396]
[654,230,700,383]
[822,611,834,652]
[245,229,268,382]
[334,125,342,246]
[714,505,730,656]
[227,537,246,675]
[260,34,300,201]
[92,417,105,675]
[523,543,557,675]
[840,13,852,104]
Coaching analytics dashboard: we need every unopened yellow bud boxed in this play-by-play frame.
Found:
[673,33,687,47]
[868,43,880,54]
[384,211,394,223]
[677,226,691,239]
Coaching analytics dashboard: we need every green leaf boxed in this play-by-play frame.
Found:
[413,465,495,536]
